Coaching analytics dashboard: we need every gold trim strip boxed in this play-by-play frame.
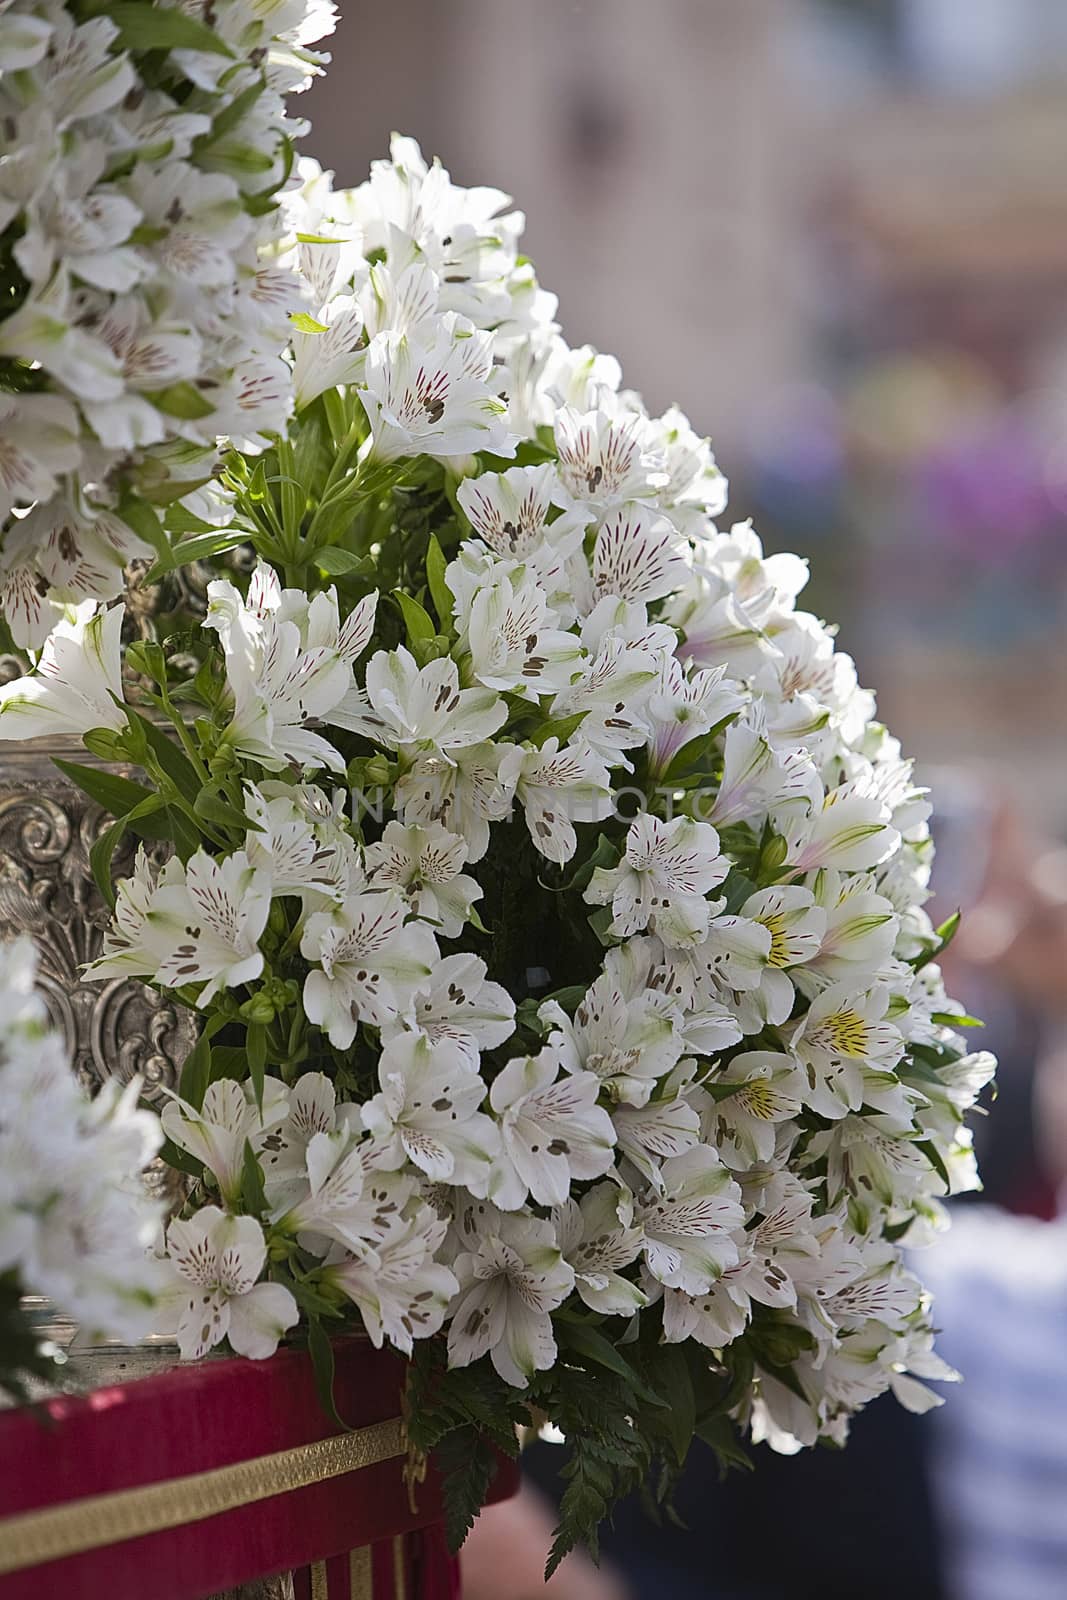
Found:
[349,1544,373,1600]
[0,1416,405,1577]
[310,1558,329,1600]
[392,1533,407,1600]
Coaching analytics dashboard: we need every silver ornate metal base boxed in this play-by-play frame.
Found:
[0,734,197,1209]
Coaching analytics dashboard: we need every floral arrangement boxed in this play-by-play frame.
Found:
[0,936,165,1398]
[0,9,994,1566]
[0,0,334,647]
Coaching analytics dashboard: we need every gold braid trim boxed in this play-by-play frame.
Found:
[0,1416,405,1577]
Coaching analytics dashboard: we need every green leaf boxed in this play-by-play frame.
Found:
[911,909,961,973]
[167,803,204,863]
[240,1139,268,1217]
[425,534,455,630]
[652,1346,696,1466]
[177,1014,226,1111]
[392,589,436,645]
[437,1427,495,1553]
[529,709,589,750]
[917,1138,951,1190]
[290,311,329,335]
[307,1317,351,1431]
[116,494,169,566]
[931,1011,983,1028]
[560,830,617,894]
[246,1021,267,1112]
[89,817,126,910]
[194,787,258,835]
[153,528,249,576]
[196,78,265,146]
[53,758,154,822]
[314,545,374,576]
[560,1324,666,1407]
[694,1412,752,1474]
[104,2,234,55]
[88,793,167,907]
[147,382,216,421]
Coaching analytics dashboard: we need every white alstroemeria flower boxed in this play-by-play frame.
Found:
[292,293,366,408]
[205,567,352,774]
[801,870,898,987]
[553,1182,646,1315]
[301,890,438,1046]
[360,315,515,462]
[259,1072,345,1210]
[0,1,53,69]
[637,1145,744,1295]
[643,656,746,779]
[161,1207,298,1361]
[0,602,125,742]
[539,962,684,1107]
[0,497,151,648]
[330,646,506,758]
[501,737,614,865]
[488,1049,616,1210]
[0,392,82,520]
[16,145,143,295]
[821,1256,924,1336]
[700,1052,807,1169]
[737,885,826,1024]
[455,464,585,595]
[244,785,345,903]
[125,160,250,290]
[668,571,776,679]
[585,814,729,948]
[273,1130,414,1259]
[702,714,792,828]
[447,1209,575,1388]
[548,633,660,765]
[663,1270,751,1351]
[791,982,904,1120]
[553,406,666,511]
[382,952,515,1065]
[365,820,482,937]
[591,504,690,606]
[394,739,517,864]
[0,287,124,402]
[649,403,729,519]
[358,250,442,343]
[783,780,901,875]
[612,1091,702,1187]
[325,1205,458,1354]
[362,1033,499,1190]
[463,565,581,699]
[740,1173,821,1311]
[85,850,180,983]
[146,849,272,1004]
[687,911,772,999]
[161,1077,290,1204]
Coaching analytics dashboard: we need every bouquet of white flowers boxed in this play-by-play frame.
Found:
[0,0,334,648]
[0,13,995,1566]
[0,936,165,1397]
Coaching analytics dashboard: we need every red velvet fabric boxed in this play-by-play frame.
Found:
[0,1340,515,1600]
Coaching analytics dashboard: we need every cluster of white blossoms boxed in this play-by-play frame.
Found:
[0,134,994,1461]
[0,936,165,1356]
[0,0,335,647]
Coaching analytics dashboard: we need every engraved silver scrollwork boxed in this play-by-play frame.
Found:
[0,737,198,1209]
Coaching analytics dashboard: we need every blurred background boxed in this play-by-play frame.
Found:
[306,7,1067,1596]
